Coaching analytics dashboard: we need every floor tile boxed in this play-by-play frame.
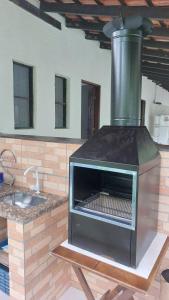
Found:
[60,287,88,300]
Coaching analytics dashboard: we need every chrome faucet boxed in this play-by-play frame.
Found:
[24,166,40,194]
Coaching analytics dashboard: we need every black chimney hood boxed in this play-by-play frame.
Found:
[70,126,160,171]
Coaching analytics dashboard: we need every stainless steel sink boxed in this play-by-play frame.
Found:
[2,192,46,208]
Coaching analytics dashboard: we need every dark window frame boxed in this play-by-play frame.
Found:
[13,61,33,129]
[55,75,67,129]
[140,99,146,126]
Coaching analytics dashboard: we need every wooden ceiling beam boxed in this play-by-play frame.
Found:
[158,84,169,88]
[100,44,169,61]
[100,44,169,66]
[143,77,169,86]
[142,67,169,75]
[40,3,169,19]
[151,81,168,87]
[143,75,169,89]
[144,39,169,50]
[143,69,168,78]
[85,32,111,42]
[142,55,169,64]
[142,69,169,77]
[86,33,169,50]
[143,48,169,59]
[66,19,103,31]
[100,42,111,50]
[66,19,169,37]
[9,0,61,30]
[142,61,169,71]
[157,83,169,87]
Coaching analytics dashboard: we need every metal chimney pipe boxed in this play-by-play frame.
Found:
[103,16,152,126]
[111,29,142,126]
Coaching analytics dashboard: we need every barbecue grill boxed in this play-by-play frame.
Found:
[68,17,160,268]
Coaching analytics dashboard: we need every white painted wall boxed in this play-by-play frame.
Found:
[0,0,169,138]
[141,77,169,136]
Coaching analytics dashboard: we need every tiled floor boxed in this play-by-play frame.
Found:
[0,286,160,300]
[0,288,88,300]
[60,287,87,300]
[59,286,160,300]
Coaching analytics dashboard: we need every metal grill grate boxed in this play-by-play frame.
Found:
[78,192,132,221]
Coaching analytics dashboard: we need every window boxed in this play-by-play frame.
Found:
[140,100,146,126]
[13,62,33,129]
[55,76,67,128]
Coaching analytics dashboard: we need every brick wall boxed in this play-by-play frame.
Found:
[159,151,169,234]
[0,138,80,196]
[0,217,7,242]
[8,202,69,300]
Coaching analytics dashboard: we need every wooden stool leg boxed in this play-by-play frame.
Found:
[116,289,135,300]
[100,286,125,300]
[100,290,111,300]
[72,265,95,300]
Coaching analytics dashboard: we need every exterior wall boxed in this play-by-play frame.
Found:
[0,1,169,139]
[142,77,169,136]
[0,0,111,139]
[8,202,69,300]
[159,151,169,234]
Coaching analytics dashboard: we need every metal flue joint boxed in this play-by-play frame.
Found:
[103,16,152,126]
[103,16,152,38]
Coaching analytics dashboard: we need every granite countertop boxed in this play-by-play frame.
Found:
[0,185,67,224]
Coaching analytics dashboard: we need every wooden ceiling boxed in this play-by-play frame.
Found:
[40,0,169,91]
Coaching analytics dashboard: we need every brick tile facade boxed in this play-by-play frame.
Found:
[0,138,80,195]
[8,202,69,300]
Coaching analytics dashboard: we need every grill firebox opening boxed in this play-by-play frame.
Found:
[71,164,135,228]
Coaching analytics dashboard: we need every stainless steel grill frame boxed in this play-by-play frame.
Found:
[77,192,132,222]
[69,162,137,230]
